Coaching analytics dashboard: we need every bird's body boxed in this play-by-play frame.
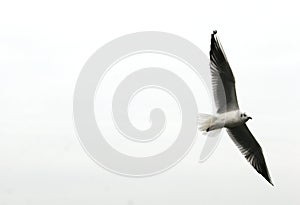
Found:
[198,30,273,186]
[198,110,251,132]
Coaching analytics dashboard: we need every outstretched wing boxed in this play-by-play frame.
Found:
[227,124,273,185]
[210,30,239,113]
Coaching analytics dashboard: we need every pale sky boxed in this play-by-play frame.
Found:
[1,0,300,204]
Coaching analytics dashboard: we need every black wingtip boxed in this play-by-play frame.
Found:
[213,30,217,35]
[263,172,274,186]
[264,177,274,186]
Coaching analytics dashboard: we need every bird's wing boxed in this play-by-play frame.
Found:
[210,31,239,113]
[227,124,273,185]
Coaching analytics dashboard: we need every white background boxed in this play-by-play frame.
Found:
[1,0,300,204]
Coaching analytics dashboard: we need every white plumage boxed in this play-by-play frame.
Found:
[198,31,273,186]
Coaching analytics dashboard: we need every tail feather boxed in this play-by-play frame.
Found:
[197,113,216,132]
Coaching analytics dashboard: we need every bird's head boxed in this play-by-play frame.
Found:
[240,112,252,122]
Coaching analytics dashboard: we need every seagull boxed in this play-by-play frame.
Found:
[198,30,273,186]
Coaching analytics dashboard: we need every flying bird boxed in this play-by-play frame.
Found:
[198,30,273,186]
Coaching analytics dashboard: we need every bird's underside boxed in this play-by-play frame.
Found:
[198,30,273,186]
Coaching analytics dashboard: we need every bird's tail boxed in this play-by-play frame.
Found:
[197,113,216,132]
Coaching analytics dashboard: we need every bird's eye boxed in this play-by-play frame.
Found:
[240,114,243,117]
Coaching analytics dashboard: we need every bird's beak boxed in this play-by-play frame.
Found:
[248,117,252,120]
